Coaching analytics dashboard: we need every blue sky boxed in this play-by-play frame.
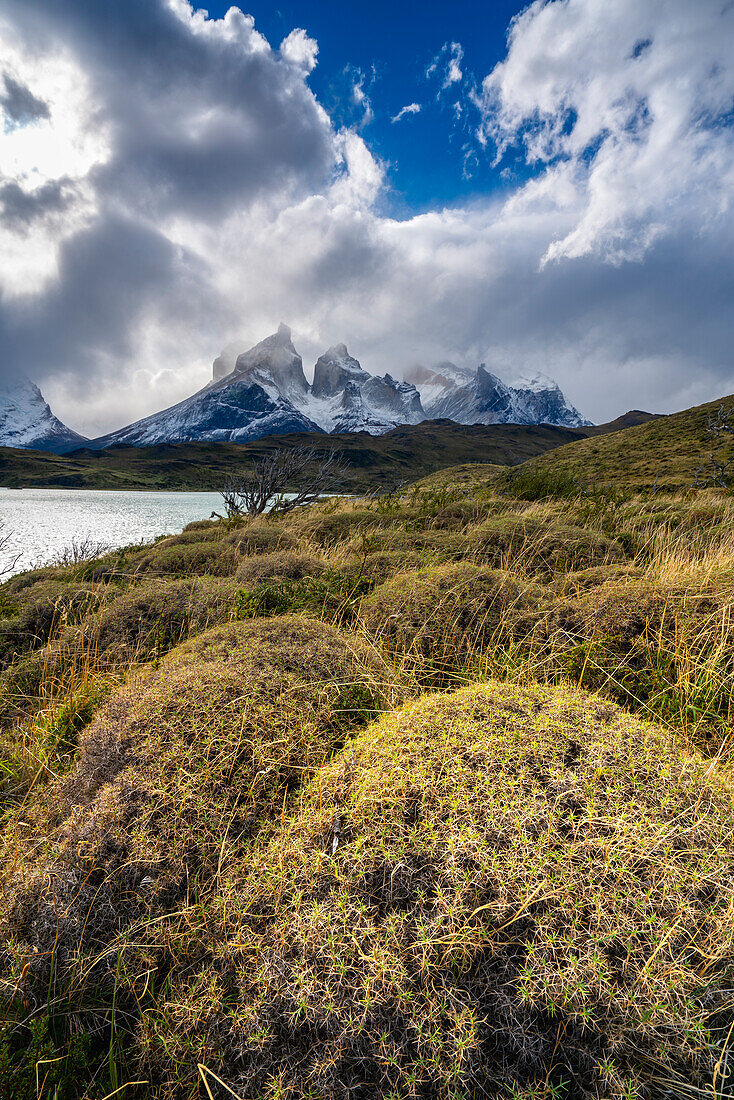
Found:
[208,0,527,213]
[0,0,733,433]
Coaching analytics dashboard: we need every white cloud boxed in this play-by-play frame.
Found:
[427,41,464,95]
[444,42,464,89]
[476,0,734,265]
[0,0,733,438]
[349,68,374,128]
[391,103,421,124]
[279,28,318,74]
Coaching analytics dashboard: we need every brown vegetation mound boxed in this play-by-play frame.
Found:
[471,514,627,576]
[138,681,734,1098]
[360,562,542,673]
[0,617,396,1014]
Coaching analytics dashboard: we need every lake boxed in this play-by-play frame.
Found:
[0,487,226,577]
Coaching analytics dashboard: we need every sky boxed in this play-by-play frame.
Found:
[0,0,733,436]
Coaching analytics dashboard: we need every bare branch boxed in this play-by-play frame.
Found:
[0,519,20,579]
[692,405,734,490]
[218,446,348,519]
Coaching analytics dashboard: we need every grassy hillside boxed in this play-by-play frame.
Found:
[0,456,733,1098]
[0,420,590,492]
[506,393,734,492]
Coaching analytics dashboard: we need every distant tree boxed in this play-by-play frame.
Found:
[0,520,20,578]
[216,446,348,519]
[693,405,733,489]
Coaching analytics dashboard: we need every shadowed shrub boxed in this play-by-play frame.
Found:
[360,562,543,676]
[542,574,734,744]
[129,539,239,576]
[294,507,397,546]
[86,576,235,659]
[134,681,734,1099]
[471,514,627,576]
[0,616,397,1091]
[0,581,105,667]
[236,550,326,585]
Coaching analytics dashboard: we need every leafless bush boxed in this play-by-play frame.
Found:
[51,535,113,567]
[693,405,733,489]
[0,519,20,578]
[217,447,348,519]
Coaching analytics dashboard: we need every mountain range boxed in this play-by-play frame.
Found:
[0,324,591,453]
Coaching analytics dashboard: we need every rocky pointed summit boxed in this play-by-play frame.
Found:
[306,344,425,433]
[83,326,592,450]
[0,377,88,453]
[232,322,309,401]
[416,362,591,428]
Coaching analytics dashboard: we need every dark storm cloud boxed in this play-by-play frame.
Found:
[0,178,74,230]
[2,0,334,219]
[0,73,49,129]
[0,0,335,412]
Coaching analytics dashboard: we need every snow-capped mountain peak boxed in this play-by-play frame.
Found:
[0,377,88,453]
[311,343,370,398]
[52,325,592,451]
[423,360,591,429]
[510,371,561,395]
[232,322,309,401]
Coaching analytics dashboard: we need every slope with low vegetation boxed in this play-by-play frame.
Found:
[0,404,733,1099]
[505,392,734,493]
[0,410,660,493]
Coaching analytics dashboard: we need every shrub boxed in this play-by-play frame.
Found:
[236,550,326,585]
[294,507,391,546]
[471,514,627,576]
[129,539,238,576]
[0,581,105,667]
[360,562,543,676]
[87,576,235,660]
[235,567,377,623]
[542,574,734,745]
[136,681,734,1098]
[0,616,397,1093]
[497,463,584,500]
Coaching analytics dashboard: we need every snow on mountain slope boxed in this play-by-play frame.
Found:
[0,378,88,453]
[233,323,310,402]
[424,363,591,428]
[302,344,426,434]
[85,328,592,450]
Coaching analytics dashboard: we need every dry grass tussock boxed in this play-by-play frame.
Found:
[359,562,543,680]
[0,617,398,1093]
[135,682,734,1099]
[0,479,733,1097]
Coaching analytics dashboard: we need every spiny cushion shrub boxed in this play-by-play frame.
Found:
[543,574,734,742]
[333,548,429,583]
[128,537,239,576]
[471,514,627,576]
[236,549,326,585]
[223,524,298,555]
[81,575,236,659]
[235,567,377,623]
[0,617,396,1043]
[496,463,586,501]
[0,578,237,729]
[0,581,105,666]
[134,681,734,1099]
[293,506,397,546]
[360,562,543,674]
